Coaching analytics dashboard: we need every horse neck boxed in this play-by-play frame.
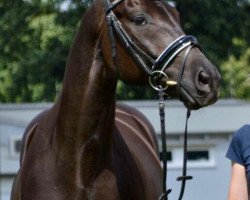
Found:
[55,4,117,157]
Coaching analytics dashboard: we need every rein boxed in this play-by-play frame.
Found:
[158,88,192,200]
[156,41,195,200]
[104,0,202,199]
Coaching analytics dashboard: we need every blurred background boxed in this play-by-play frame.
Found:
[0,0,249,199]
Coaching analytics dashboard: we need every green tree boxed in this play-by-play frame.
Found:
[0,0,87,102]
[175,0,250,63]
[221,48,250,99]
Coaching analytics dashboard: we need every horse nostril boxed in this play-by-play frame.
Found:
[198,71,210,86]
[196,71,211,95]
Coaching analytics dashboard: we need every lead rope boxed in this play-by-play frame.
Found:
[158,88,192,200]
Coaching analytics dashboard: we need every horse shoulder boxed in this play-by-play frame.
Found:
[19,109,49,166]
[116,102,159,152]
[115,103,162,199]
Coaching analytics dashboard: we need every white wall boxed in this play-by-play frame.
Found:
[1,177,14,200]
[165,135,231,200]
[0,124,24,200]
[0,124,23,174]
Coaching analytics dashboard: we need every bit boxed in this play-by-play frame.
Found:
[166,80,177,86]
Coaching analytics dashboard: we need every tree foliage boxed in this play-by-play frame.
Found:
[0,0,249,102]
[221,48,250,99]
[0,0,87,102]
[177,0,249,60]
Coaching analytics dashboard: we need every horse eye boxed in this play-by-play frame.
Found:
[132,15,147,26]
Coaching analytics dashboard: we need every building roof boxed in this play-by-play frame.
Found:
[125,99,250,134]
[0,99,249,134]
[0,103,52,127]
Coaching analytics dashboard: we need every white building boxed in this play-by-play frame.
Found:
[0,99,250,200]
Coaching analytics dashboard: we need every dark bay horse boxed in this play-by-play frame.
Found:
[11,0,220,199]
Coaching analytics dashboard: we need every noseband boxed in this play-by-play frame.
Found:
[104,0,202,199]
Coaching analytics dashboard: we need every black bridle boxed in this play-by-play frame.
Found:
[104,0,202,199]
[104,0,201,90]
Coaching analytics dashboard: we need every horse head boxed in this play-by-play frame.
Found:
[98,0,220,110]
